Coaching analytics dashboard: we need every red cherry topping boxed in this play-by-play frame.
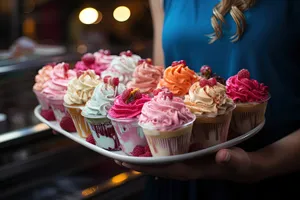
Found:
[103,76,112,84]
[120,50,132,57]
[208,77,217,87]
[199,78,209,87]
[112,77,119,87]
[237,69,250,79]
[82,53,95,65]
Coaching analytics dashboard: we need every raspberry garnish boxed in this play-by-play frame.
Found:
[86,134,96,145]
[41,109,56,121]
[82,53,95,65]
[208,77,217,87]
[163,91,173,100]
[60,115,76,132]
[112,77,119,87]
[199,78,209,87]
[137,58,152,65]
[131,145,145,156]
[134,90,142,99]
[103,76,112,84]
[237,69,250,79]
[121,88,133,102]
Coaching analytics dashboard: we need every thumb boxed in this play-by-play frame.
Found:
[215,147,250,171]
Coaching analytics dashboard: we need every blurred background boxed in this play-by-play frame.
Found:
[0,0,153,199]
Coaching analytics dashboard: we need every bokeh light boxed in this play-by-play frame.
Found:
[79,7,99,25]
[113,6,131,22]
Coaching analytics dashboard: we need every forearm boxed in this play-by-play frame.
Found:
[250,128,300,180]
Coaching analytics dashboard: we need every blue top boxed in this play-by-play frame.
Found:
[162,0,300,122]
[144,1,300,200]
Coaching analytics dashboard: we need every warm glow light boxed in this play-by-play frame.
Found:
[113,6,131,22]
[79,7,99,25]
[111,173,128,184]
[93,11,103,24]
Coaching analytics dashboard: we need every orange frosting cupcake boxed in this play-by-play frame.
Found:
[158,60,199,96]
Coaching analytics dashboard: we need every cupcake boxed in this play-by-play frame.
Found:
[42,62,77,122]
[139,88,196,157]
[108,88,151,155]
[127,58,164,94]
[93,49,117,74]
[184,78,235,149]
[64,70,100,138]
[33,64,55,121]
[158,60,198,97]
[81,76,126,150]
[226,69,270,136]
[101,50,141,85]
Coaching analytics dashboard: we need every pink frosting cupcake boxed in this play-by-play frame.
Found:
[139,88,196,157]
[108,88,151,155]
[42,62,77,122]
[127,58,164,94]
[226,69,270,136]
[93,49,117,73]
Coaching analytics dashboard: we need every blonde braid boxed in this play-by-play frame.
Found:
[209,0,256,43]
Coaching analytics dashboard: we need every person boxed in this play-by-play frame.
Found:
[115,0,300,199]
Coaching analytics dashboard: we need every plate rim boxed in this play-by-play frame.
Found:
[34,105,265,165]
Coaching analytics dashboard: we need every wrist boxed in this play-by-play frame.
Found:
[247,151,270,182]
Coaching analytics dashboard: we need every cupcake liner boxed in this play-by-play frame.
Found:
[192,110,233,150]
[108,116,147,155]
[64,104,91,138]
[48,98,66,123]
[83,115,121,151]
[229,101,268,138]
[140,120,195,157]
[33,89,50,110]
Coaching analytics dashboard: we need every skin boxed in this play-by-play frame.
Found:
[115,0,300,182]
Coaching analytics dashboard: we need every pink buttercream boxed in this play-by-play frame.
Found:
[226,74,269,103]
[108,94,151,119]
[94,50,116,72]
[127,62,164,93]
[42,63,77,100]
[33,65,53,91]
[139,90,195,131]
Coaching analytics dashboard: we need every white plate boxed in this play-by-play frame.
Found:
[34,105,265,165]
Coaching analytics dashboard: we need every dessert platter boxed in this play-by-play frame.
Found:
[33,49,269,165]
[35,105,264,164]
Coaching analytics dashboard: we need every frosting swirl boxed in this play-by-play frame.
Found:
[184,82,235,116]
[159,63,198,96]
[82,81,126,116]
[94,51,117,73]
[42,63,77,100]
[101,54,141,84]
[64,70,100,105]
[139,90,195,131]
[33,65,53,91]
[226,71,269,103]
[127,62,164,93]
[108,94,151,119]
